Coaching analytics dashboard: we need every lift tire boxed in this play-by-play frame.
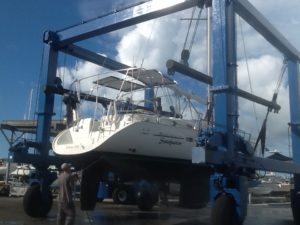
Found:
[136,185,158,211]
[113,187,130,204]
[137,190,155,211]
[23,185,53,217]
[211,193,241,225]
[80,168,99,210]
[291,189,300,225]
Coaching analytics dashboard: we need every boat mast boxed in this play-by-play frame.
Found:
[205,2,213,124]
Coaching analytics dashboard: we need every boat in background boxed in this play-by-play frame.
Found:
[0,159,7,181]
[8,164,40,197]
[249,172,292,196]
[0,159,10,196]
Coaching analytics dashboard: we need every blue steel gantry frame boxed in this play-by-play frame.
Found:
[12,0,300,221]
[35,0,300,170]
[207,0,300,223]
[206,0,300,174]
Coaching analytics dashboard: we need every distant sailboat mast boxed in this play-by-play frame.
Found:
[24,88,34,120]
[23,88,34,142]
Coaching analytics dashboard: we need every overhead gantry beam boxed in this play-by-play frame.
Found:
[235,0,300,61]
[61,44,130,70]
[166,59,281,111]
[56,0,205,46]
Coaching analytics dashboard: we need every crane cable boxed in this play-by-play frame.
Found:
[181,6,204,65]
[182,6,197,51]
[189,7,204,53]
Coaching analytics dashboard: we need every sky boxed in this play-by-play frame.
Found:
[0,0,300,158]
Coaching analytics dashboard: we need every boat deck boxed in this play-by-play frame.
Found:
[0,197,294,225]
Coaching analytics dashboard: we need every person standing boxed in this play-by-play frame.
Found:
[57,163,76,225]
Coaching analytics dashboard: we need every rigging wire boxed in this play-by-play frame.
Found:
[130,16,156,68]
[116,69,130,99]
[164,86,174,110]
[139,20,156,68]
[71,61,81,123]
[238,16,258,125]
[93,78,100,120]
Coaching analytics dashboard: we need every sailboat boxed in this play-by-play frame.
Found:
[52,68,206,161]
[52,67,210,210]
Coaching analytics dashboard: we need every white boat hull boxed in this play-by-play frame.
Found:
[53,114,200,161]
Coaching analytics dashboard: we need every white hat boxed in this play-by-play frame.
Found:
[61,163,71,171]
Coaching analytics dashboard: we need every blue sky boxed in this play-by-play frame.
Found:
[0,1,90,121]
[0,0,106,157]
[0,0,300,158]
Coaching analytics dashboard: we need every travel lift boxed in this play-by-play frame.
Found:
[7,0,300,223]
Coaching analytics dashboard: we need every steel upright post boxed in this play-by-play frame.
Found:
[288,60,300,189]
[209,1,247,223]
[287,59,300,225]
[212,0,238,156]
[36,43,58,164]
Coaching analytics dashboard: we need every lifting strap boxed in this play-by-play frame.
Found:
[253,111,268,156]
[253,59,288,156]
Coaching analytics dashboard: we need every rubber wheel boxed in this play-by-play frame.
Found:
[291,189,300,225]
[80,169,99,210]
[113,187,129,204]
[211,193,241,225]
[23,185,53,217]
[136,187,158,211]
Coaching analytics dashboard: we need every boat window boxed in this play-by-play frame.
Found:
[56,130,73,145]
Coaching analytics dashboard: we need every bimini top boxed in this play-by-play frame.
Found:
[93,68,176,92]
[127,68,175,86]
[93,76,144,92]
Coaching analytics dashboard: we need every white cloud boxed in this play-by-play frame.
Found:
[116,8,208,72]
[248,0,300,50]
[77,0,127,21]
